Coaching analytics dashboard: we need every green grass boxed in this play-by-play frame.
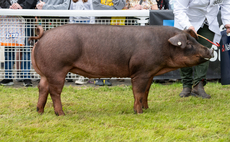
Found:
[0,82,230,141]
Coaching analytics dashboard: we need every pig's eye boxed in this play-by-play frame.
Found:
[186,42,191,47]
[187,43,193,49]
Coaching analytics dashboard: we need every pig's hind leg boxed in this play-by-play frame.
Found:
[37,76,49,114]
[46,72,66,116]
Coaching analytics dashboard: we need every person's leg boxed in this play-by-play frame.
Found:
[0,47,14,85]
[22,24,32,87]
[16,48,23,82]
[179,67,193,97]
[16,49,22,71]
[191,25,214,98]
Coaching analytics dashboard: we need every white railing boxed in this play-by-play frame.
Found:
[0,9,149,80]
[0,9,149,17]
[0,9,149,26]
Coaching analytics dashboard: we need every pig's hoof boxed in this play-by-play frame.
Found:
[137,110,143,114]
[37,107,44,115]
[134,110,143,114]
[142,104,149,109]
[55,111,65,116]
[133,109,143,114]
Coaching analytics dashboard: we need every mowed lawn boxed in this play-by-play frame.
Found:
[0,81,230,141]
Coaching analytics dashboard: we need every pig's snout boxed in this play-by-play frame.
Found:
[205,48,214,60]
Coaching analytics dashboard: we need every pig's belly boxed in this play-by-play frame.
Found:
[70,63,131,78]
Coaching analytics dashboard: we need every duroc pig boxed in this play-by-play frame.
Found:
[29,24,214,116]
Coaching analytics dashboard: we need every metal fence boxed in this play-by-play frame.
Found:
[0,10,149,80]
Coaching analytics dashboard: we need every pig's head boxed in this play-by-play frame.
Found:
[168,29,214,68]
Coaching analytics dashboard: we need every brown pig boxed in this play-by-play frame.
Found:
[29,24,214,116]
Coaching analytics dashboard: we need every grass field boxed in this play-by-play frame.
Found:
[0,81,230,141]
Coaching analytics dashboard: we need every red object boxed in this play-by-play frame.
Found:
[222,45,225,52]
[197,34,220,47]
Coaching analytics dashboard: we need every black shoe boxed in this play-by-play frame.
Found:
[104,79,112,86]
[191,81,211,99]
[0,79,14,86]
[179,87,191,97]
[23,79,33,87]
[94,79,104,86]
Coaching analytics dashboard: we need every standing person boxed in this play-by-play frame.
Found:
[93,0,125,10]
[1,0,36,9]
[0,0,37,87]
[169,0,174,10]
[69,0,94,24]
[174,0,230,98]
[156,0,169,10]
[36,0,70,10]
[124,0,158,10]
[92,0,126,86]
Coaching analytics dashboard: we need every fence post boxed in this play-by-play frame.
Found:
[137,17,149,26]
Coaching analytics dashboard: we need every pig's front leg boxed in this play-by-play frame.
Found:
[131,75,152,114]
[142,77,154,109]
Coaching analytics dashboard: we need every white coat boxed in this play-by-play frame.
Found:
[173,0,230,43]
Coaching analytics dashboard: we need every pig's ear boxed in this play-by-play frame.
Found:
[185,29,198,40]
[168,34,187,48]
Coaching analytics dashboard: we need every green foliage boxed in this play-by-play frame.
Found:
[0,82,230,141]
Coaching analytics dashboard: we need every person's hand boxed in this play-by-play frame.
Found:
[9,3,22,9]
[73,0,79,3]
[188,26,197,35]
[225,24,230,34]
[36,0,45,10]
[142,5,148,10]
[122,6,128,10]
[133,4,142,10]
[151,4,158,10]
